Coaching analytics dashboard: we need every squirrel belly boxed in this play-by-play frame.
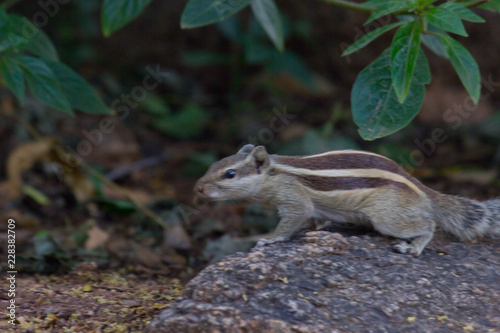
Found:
[194,144,500,256]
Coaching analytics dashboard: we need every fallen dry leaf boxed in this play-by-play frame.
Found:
[0,209,40,229]
[61,167,95,203]
[85,222,110,251]
[163,224,192,250]
[6,138,56,199]
[161,249,188,267]
[134,242,163,268]
[5,138,95,202]
[106,236,167,271]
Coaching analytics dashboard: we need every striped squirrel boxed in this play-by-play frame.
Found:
[194,144,500,256]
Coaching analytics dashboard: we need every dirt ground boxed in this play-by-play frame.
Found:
[0,263,183,332]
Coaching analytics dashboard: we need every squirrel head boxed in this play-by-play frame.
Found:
[194,144,270,200]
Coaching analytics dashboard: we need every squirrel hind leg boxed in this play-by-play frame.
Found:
[393,230,434,256]
[371,214,436,256]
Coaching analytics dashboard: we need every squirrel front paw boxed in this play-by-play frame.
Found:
[393,241,423,256]
[255,236,286,247]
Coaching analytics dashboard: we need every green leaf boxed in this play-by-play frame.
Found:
[0,7,7,23]
[22,185,50,206]
[94,197,137,215]
[0,13,58,60]
[0,15,31,54]
[33,232,72,268]
[153,103,209,139]
[479,0,500,13]
[44,60,113,115]
[244,39,275,64]
[183,51,230,67]
[440,2,485,23]
[18,55,73,115]
[365,1,410,25]
[342,21,405,57]
[24,26,58,61]
[267,51,316,89]
[216,16,241,41]
[250,0,284,51]
[424,7,467,36]
[420,23,448,58]
[390,21,421,103]
[416,0,437,8]
[439,34,480,104]
[351,48,430,140]
[0,56,25,103]
[34,232,57,257]
[101,0,153,37]
[181,0,252,29]
[141,92,171,115]
[411,49,431,85]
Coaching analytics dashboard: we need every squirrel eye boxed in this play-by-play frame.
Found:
[224,169,236,179]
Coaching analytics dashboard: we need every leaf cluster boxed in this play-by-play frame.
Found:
[0,8,113,115]
[343,0,487,139]
[181,0,284,51]
[1,0,498,138]
[0,0,154,115]
[179,0,495,140]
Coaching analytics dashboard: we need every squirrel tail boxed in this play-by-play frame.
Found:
[433,195,500,241]
[482,199,500,236]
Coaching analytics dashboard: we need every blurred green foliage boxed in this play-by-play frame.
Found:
[0,0,155,115]
[101,0,152,36]
[0,7,112,115]
[151,103,210,139]
[179,0,499,139]
[184,16,316,90]
[2,0,498,140]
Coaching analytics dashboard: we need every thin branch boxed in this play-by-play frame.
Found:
[106,152,170,181]
[318,0,375,12]
[460,0,489,8]
[65,153,170,229]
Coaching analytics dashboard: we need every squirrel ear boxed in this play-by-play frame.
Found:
[249,146,269,173]
[237,144,255,155]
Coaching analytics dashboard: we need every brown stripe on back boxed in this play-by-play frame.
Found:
[295,175,415,193]
[274,153,402,173]
[274,153,428,192]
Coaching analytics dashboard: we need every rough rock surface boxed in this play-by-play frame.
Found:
[149,226,500,333]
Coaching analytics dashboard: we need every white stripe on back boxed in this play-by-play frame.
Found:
[301,150,388,159]
[275,165,425,196]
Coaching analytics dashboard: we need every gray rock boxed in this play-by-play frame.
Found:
[148,230,500,333]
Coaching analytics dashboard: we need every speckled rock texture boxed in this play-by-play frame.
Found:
[149,227,500,333]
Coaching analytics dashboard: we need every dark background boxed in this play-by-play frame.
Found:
[1,0,500,274]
